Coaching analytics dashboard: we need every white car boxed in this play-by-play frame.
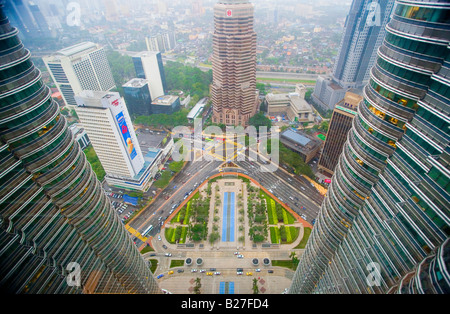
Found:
[255,269,261,272]
[165,253,172,257]
[191,269,198,273]
[158,235,162,241]
[237,254,244,259]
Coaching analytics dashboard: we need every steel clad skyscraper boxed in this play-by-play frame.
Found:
[211,0,258,126]
[290,0,450,294]
[312,0,396,111]
[0,6,160,294]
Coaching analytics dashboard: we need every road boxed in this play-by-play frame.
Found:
[128,136,323,240]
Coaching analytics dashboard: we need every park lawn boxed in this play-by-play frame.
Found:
[268,199,278,225]
[140,245,154,254]
[295,227,312,249]
[179,227,188,244]
[170,260,185,268]
[272,260,298,271]
[183,202,191,225]
[149,259,158,273]
[285,225,292,243]
[284,209,296,224]
[270,227,280,244]
[165,228,175,244]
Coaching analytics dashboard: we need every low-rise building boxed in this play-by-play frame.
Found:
[151,95,181,115]
[280,129,323,163]
[265,85,314,123]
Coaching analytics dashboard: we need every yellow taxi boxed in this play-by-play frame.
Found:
[246,272,253,276]
[206,272,213,276]
[168,271,174,275]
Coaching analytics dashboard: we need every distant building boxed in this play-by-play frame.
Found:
[69,123,91,150]
[133,51,167,99]
[211,0,258,126]
[123,78,152,116]
[280,129,323,163]
[151,95,181,115]
[145,32,176,52]
[318,92,363,175]
[312,0,395,110]
[187,98,208,122]
[74,90,164,191]
[74,91,145,178]
[266,84,314,123]
[43,42,116,107]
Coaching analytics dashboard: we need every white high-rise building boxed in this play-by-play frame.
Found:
[43,42,116,108]
[74,91,145,179]
[133,51,167,99]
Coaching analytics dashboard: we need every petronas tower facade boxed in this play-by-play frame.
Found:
[0,6,159,294]
[290,0,450,294]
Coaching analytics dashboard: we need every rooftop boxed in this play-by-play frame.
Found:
[123,78,148,88]
[282,129,311,147]
[57,42,98,57]
[134,51,161,59]
[187,98,208,119]
[152,95,179,106]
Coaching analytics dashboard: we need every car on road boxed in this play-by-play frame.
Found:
[168,271,174,275]
[199,269,206,273]
[233,252,239,255]
[255,269,261,272]
[162,245,168,249]
[246,272,253,276]
[301,214,307,220]
[157,274,164,279]
[158,235,161,241]
[214,272,221,275]
[300,187,306,191]
[191,269,198,273]
[289,196,294,201]
[206,272,213,276]
[268,270,274,274]
[165,253,172,257]
[177,269,184,273]
[210,268,216,271]
[237,254,244,258]
[236,271,243,275]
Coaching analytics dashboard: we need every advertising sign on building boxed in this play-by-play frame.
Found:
[116,111,137,160]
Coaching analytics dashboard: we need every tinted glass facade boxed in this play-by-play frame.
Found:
[0,7,160,294]
[290,0,450,294]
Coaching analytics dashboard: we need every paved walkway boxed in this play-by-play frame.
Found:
[145,174,311,294]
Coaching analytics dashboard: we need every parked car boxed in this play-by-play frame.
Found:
[157,274,164,279]
[268,270,274,274]
[214,272,221,275]
[162,245,168,249]
[191,269,198,273]
[165,253,172,257]
[168,270,174,275]
[177,269,184,273]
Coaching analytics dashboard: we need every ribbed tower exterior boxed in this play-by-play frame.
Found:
[290,0,450,294]
[211,0,258,126]
[0,7,160,294]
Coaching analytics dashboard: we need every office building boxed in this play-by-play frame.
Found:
[290,0,450,294]
[280,129,323,164]
[43,42,116,108]
[146,32,177,53]
[123,78,153,116]
[69,124,91,150]
[151,95,181,115]
[318,92,363,175]
[312,0,396,111]
[0,6,159,294]
[211,0,259,126]
[266,85,315,123]
[74,91,145,179]
[133,51,167,99]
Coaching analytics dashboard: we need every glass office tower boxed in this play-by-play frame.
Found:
[290,0,449,294]
[0,6,160,294]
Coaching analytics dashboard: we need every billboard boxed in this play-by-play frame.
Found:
[116,111,137,160]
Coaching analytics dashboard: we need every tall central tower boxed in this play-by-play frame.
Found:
[211,0,258,127]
